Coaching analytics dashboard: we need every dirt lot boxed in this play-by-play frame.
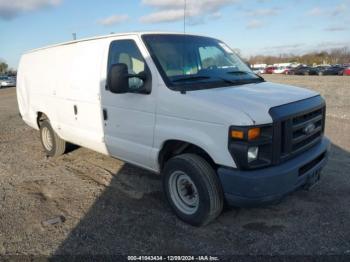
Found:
[0,75,349,257]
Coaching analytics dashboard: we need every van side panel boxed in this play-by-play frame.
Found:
[55,40,107,154]
[17,40,108,155]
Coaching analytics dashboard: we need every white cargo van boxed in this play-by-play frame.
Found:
[17,32,330,226]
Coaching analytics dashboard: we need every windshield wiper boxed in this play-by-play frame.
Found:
[226,70,252,74]
[172,76,211,82]
[226,70,265,82]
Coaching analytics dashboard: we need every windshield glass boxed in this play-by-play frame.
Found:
[142,34,262,91]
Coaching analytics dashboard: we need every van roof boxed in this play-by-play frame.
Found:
[26,31,203,54]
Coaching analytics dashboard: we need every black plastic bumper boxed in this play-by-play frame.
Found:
[218,137,331,207]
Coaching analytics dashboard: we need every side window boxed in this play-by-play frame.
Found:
[108,40,146,74]
[108,39,148,91]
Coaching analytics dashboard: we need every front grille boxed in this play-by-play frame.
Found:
[280,106,325,161]
[291,108,324,152]
[269,96,326,165]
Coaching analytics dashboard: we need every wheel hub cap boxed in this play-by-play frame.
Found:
[42,127,53,151]
[169,171,199,215]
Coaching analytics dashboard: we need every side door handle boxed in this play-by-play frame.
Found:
[103,109,108,120]
[73,105,78,115]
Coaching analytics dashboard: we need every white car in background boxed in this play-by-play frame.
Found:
[252,67,265,74]
[0,76,16,88]
[273,66,288,74]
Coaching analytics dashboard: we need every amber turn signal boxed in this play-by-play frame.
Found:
[231,130,244,139]
[248,127,261,140]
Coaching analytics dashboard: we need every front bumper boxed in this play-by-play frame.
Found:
[218,137,331,207]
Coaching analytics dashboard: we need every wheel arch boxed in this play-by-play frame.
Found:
[158,139,217,171]
[36,111,49,128]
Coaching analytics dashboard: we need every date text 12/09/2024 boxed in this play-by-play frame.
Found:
[127,256,219,261]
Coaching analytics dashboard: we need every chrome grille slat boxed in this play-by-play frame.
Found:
[292,114,323,131]
[292,126,323,144]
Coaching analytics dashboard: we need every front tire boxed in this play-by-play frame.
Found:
[40,120,66,157]
[162,154,223,226]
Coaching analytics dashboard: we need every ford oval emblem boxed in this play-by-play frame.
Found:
[303,123,316,135]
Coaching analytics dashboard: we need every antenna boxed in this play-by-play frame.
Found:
[183,0,187,34]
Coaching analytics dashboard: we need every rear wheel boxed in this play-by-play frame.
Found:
[162,154,223,226]
[40,120,66,157]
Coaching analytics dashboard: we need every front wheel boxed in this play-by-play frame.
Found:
[40,120,66,157]
[162,154,223,226]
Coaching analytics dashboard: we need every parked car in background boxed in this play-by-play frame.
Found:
[314,66,329,76]
[252,67,265,74]
[264,66,276,74]
[342,67,350,76]
[291,66,318,75]
[319,66,344,76]
[287,66,302,75]
[273,66,289,74]
[283,66,293,75]
[0,76,16,88]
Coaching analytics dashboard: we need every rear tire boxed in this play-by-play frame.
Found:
[40,120,66,157]
[162,154,224,226]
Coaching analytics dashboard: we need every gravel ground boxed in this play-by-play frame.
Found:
[0,75,349,257]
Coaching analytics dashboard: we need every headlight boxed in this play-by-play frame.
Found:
[228,125,273,170]
[248,146,259,163]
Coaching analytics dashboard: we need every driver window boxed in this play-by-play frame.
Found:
[108,40,146,90]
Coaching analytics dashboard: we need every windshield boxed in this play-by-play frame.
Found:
[142,34,263,91]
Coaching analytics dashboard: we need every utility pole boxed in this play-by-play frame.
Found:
[184,0,187,34]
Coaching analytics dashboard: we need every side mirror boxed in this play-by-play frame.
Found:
[108,63,129,94]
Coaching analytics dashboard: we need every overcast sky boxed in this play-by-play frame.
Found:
[0,0,349,68]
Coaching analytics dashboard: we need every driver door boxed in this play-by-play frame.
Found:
[101,39,156,169]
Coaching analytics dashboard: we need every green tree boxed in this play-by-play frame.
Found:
[0,61,8,74]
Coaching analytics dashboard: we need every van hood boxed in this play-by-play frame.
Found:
[188,81,319,125]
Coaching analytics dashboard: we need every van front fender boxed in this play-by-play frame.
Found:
[153,116,236,171]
